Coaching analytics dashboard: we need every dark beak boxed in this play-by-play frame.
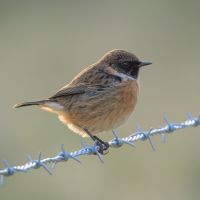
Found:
[139,61,152,67]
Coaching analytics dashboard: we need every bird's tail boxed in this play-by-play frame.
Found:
[13,100,48,108]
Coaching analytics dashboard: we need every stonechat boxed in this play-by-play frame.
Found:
[14,49,152,154]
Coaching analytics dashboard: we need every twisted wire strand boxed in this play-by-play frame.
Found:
[0,114,199,185]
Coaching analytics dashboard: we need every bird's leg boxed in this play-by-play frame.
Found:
[83,128,109,155]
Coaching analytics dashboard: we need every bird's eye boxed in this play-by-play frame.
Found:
[122,61,131,68]
[132,61,141,66]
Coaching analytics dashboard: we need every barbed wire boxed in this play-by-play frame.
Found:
[0,113,199,185]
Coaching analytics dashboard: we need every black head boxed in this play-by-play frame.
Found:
[99,49,152,79]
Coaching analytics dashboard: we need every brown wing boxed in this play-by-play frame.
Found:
[49,82,110,100]
[49,84,88,99]
[49,66,122,99]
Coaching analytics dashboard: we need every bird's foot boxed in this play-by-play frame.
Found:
[94,139,109,155]
[83,128,109,155]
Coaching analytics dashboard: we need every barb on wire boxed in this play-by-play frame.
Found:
[0,114,199,185]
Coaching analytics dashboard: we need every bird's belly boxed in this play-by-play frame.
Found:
[59,80,139,137]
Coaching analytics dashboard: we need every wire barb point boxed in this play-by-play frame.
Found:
[93,146,104,163]
[164,115,175,133]
[142,128,156,152]
[111,130,124,148]
[3,160,15,176]
[34,153,53,175]
[60,144,81,164]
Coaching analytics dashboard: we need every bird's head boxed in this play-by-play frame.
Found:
[99,49,152,79]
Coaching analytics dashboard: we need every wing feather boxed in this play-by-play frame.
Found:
[49,84,88,99]
[49,67,121,99]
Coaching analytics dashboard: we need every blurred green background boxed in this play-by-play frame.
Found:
[0,1,200,200]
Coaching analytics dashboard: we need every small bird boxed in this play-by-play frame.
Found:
[14,49,151,154]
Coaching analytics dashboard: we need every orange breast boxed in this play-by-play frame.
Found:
[57,79,139,137]
[106,79,139,129]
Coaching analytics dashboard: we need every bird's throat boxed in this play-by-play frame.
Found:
[129,67,140,79]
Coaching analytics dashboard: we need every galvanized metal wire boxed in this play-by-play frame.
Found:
[0,113,199,185]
